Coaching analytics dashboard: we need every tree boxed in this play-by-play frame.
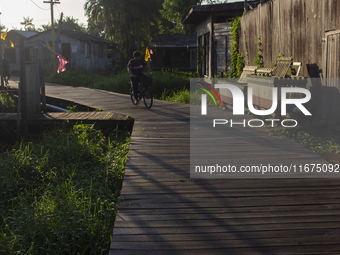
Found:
[20,16,36,31]
[41,16,86,33]
[85,0,162,63]
[161,0,227,34]
[161,0,198,34]
[87,16,105,38]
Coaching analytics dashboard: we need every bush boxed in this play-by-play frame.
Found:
[0,125,130,254]
[45,69,197,99]
[0,92,17,113]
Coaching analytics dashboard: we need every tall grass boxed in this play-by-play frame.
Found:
[160,87,221,105]
[0,92,17,113]
[160,88,191,104]
[0,124,130,254]
[45,68,195,99]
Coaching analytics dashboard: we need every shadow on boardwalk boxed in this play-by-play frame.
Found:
[7,78,340,255]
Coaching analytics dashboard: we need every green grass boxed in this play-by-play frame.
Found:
[271,125,340,154]
[160,87,222,106]
[0,92,17,113]
[0,124,130,254]
[45,68,196,99]
[160,88,191,104]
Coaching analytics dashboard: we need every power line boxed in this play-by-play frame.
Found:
[30,0,50,10]
[56,5,60,15]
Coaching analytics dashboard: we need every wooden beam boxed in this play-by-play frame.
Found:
[19,38,28,140]
[39,43,47,113]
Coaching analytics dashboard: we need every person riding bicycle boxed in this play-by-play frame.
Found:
[127,51,153,102]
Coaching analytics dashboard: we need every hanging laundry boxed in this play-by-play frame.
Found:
[145,47,151,61]
[57,55,69,73]
[1,29,8,40]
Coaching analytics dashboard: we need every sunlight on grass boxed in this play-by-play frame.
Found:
[0,124,130,254]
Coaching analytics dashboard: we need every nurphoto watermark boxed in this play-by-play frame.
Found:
[190,78,340,179]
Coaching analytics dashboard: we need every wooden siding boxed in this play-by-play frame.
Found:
[240,0,340,120]
[240,0,340,78]
[27,33,108,71]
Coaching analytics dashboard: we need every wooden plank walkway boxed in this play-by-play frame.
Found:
[7,78,340,254]
[0,111,127,123]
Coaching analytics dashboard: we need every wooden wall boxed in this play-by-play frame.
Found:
[240,0,340,120]
[239,0,340,78]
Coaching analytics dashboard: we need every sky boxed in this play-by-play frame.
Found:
[0,0,89,30]
[0,0,244,31]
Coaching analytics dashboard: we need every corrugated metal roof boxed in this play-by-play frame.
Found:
[10,30,38,38]
[151,34,197,48]
[60,30,111,44]
[28,29,112,44]
[182,1,261,24]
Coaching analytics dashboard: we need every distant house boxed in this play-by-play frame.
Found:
[3,30,38,72]
[150,34,197,70]
[182,1,260,77]
[26,29,112,71]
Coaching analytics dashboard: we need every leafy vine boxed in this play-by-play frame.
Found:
[254,35,264,68]
[230,17,243,78]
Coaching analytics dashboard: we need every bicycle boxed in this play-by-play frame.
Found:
[130,75,153,109]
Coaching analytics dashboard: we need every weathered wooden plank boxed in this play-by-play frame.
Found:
[117,198,340,210]
[110,235,340,250]
[112,221,340,235]
[121,188,340,200]
[111,228,340,242]
[109,245,340,255]
[116,209,340,222]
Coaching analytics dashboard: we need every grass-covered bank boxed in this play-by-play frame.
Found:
[271,124,340,164]
[0,124,130,254]
[45,68,198,100]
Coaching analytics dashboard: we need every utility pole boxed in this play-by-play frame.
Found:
[43,0,60,74]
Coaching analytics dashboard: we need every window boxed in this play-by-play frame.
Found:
[204,32,210,76]
[4,48,16,64]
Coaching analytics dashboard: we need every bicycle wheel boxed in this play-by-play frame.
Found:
[143,87,153,109]
[130,85,138,105]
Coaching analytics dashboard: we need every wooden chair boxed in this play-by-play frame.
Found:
[271,57,293,77]
[238,65,258,83]
[256,67,274,76]
[291,62,302,77]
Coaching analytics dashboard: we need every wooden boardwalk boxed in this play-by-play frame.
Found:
[0,111,127,123]
[7,78,340,254]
